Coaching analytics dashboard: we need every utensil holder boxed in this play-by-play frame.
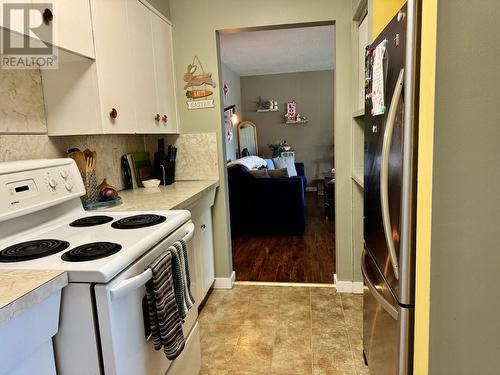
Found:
[81,170,99,204]
[160,161,176,186]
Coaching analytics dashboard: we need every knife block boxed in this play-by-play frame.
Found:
[160,161,175,186]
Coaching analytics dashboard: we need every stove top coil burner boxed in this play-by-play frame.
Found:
[111,214,166,229]
[0,239,70,262]
[69,215,114,227]
[61,242,122,262]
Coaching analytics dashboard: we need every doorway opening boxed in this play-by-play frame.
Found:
[216,23,336,284]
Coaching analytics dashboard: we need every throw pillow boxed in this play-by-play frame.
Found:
[227,155,267,170]
[265,159,275,170]
[268,168,289,178]
[249,169,270,179]
[272,156,297,177]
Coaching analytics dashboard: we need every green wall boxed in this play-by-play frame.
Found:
[428,0,500,373]
[169,0,353,281]
[144,0,171,19]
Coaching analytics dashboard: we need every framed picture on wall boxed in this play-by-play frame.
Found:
[224,105,236,143]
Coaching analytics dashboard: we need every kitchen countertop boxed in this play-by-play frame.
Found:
[0,270,68,325]
[108,180,219,211]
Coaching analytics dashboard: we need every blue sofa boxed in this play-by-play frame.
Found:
[227,162,307,235]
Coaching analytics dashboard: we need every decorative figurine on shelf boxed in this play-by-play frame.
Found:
[296,114,308,122]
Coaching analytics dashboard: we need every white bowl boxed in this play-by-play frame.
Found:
[142,179,160,188]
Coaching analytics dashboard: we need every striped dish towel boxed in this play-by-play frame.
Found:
[145,251,185,360]
[170,239,195,319]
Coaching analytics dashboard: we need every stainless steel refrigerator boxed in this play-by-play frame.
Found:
[362,2,420,374]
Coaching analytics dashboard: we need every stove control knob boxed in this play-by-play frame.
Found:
[64,181,74,191]
[60,169,69,179]
[47,177,58,189]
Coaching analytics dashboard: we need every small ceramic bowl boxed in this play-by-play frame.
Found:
[142,179,160,188]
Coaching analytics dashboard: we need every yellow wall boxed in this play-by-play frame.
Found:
[372,0,406,38]
[414,0,437,374]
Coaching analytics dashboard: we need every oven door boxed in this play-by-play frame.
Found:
[94,221,199,375]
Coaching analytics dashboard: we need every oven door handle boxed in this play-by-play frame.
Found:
[110,222,195,301]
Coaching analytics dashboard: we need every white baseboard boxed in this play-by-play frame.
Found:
[236,281,334,288]
[213,271,236,289]
[352,281,364,294]
[334,273,364,294]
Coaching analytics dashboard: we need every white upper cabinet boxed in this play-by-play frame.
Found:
[91,0,137,134]
[152,14,179,134]
[0,0,94,58]
[42,0,179,135]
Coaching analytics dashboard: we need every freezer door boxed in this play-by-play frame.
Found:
[364,7,406,300]
[362,249,399,375]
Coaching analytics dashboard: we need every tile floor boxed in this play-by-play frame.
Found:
[198,284,369,375]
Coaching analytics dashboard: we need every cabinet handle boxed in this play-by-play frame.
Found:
[162,115,168,123]
[110,108,118,119]
[43,8,53,24]
[155,114,161,122]
[201,224,206,229]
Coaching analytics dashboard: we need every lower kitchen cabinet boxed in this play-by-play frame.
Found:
[188,189,216,302]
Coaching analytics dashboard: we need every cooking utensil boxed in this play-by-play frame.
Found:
[68,151,86,173]
[91,151,97,170]
[85,154,95,174]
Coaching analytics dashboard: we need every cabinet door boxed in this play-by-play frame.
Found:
[126,0,161,134]
[31,0,94,58]
[91,0,136,134]
[0,0,26,35]
[151,16,179,133]
[196,209,215,299]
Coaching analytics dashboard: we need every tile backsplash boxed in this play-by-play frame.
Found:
[146,133,219,181]
[0,70,46,134]
[0,69,219,190]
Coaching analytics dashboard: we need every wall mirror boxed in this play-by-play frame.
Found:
[237,120,258,156]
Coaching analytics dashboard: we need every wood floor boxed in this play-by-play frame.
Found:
[231,192,336,283]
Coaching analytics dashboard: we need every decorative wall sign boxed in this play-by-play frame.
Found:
[184,55,216,110]
[284,101,308,124]
[187,99,214,110]
[286,101,297,121]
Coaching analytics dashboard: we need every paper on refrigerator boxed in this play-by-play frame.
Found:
[371,39,387,116]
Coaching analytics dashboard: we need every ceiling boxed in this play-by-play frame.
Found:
[219,25,335,76]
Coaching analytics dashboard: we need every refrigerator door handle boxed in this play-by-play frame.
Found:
[362,251,399,320]
[380,68,405,280]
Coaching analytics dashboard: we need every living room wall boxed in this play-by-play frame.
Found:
[241,70,334,186]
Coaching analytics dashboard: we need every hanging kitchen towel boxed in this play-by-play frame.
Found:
[145,251,185,360]
[170,240,195,319]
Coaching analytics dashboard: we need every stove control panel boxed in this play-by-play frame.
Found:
[7,179,39,199]
[0,159,85,223]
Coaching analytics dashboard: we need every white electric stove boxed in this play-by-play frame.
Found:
[0,159,201,375]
